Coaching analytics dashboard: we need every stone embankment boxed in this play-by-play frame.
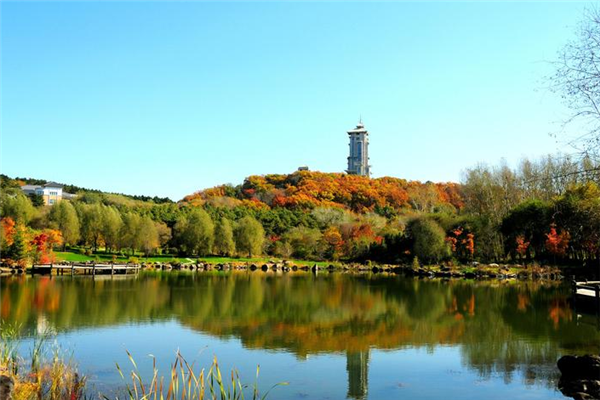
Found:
[558,355,600,399]
[139,260,562,280]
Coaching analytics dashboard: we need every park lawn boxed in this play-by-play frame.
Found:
[54,252,192,264]
[54,251,335,267]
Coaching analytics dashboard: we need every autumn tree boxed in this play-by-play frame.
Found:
[0,217,16,249]
[213,217,235,256]
[234,216,264,257]
[545,226,571,258]
[323,226,344,260]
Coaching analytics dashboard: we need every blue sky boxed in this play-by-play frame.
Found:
[0,1,591,200]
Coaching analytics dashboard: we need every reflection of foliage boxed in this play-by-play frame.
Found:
[2,274,599,389]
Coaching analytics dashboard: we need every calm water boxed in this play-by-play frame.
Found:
[1,272,599,400]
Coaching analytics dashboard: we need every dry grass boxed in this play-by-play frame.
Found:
[0,324,86,400]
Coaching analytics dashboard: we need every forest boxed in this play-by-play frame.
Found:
[1,153,599,269]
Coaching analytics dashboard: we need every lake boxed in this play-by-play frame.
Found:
[1,272,598,399]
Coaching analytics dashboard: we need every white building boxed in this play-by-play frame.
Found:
[21,182,74,205]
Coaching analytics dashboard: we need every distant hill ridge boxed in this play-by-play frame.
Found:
[0,174,173,204]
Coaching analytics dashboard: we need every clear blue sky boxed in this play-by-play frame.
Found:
[0,1,591,200]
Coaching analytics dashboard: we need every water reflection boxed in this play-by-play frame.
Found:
[1,272,599,398]
[347,351,369,400]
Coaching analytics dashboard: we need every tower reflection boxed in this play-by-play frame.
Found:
[346,350,370,400]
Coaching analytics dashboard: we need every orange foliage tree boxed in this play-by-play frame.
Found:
[1,217,16,246]
[184,171,463,214]
[30,229,63,264]
[515,235,530,259]
[545,226,570,257]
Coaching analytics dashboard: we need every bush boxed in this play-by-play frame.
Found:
[408,217,450,263]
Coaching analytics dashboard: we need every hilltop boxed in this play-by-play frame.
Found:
[182,171,463,216]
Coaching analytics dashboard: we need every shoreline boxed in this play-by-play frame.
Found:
[1,260,564,281]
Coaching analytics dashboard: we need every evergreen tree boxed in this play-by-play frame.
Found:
[8,227,27,264]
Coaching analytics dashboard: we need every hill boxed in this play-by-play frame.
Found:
[182,171,463,215]
[0,174,173,204]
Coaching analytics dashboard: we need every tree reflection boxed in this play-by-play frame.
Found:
[2,272,599,398]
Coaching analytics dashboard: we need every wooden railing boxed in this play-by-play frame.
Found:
[30,262,141,276]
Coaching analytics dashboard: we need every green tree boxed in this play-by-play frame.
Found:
[501,200,551,260]
[139,216,159,256]
[28,193,45,207]
[7,227,27,264]
[48,200,80,250]
[282,227,323,259]
[213,217,235,256]
[175,208,214,256]
[409,217,450,263]
[101,206,123,252]
[1,193,36,224]
[120,212,143,254]
[234,216,264,257]
[154,221,172,252]
[80,203,104,251]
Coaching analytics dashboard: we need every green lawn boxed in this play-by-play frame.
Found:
[55,252,192,264]
[54,251,335,267]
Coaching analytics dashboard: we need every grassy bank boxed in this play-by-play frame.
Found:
[54,250,336,268]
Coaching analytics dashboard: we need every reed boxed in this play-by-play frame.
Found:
[111,350,287,400]
[0,323,86,400]
[0,323,284,400]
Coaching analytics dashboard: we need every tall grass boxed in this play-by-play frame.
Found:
[0,321,20,375]
[0,322,86,400]
[111,350,287,400]
[0,323,285,400]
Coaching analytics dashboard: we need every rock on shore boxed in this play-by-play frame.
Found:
[558,355,600,399]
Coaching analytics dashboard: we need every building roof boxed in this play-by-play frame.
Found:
[43,182,64,188]
[21,184,42,191]
[347,122,368,134]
